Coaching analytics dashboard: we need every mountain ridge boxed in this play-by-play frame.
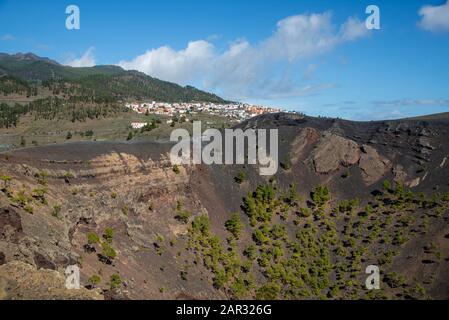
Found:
[0,52,227,103]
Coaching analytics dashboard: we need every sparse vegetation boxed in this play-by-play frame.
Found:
[103,228,114,243]
[312,185,330,207]
[225,213,243,239]
[234,170,247,184]
[176,178,449,300]
[1,175,12,189]
[87,232,100,245]
[175,201,191,224]
[280,155,292,171]
[51,205,61,218]
[101,242,117,260]
[172,164,180,175]
[88,274,101,288]
[109,273,122,290]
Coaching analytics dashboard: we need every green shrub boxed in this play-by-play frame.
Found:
[270,224,287,240]
[256,282,281,300]
[52,205,61,218]
[191,215,210,235]
[383,180,392,192]
[243,245,257,260]
[253,230,269,246]
[225,213,243,239]
[298,207,311,217]
[87,232,100,245]
[312,186,330,207]
[88,274,101,287]
[101,242,117,259]
[234,170,247,184]
[287,184,300,205]
[13,190,29,206]
[230,277,249,299]
[103,228,114,243]
[24,204,34,214]
[338,199,359,214]
[1,175,11,188]
[109,273,122,290]
[175,203,191,224]
[172,164,180,174]
[34,171,49,185]
[280,156,292,171]
[365,204,373,215]
[32,188,47,204]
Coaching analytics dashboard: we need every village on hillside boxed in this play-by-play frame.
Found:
[125,101,284,128]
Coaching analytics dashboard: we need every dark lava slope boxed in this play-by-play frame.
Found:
[0,113,449,299]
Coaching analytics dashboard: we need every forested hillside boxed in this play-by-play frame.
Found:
[0,52,227,129]
[0,53,225,103]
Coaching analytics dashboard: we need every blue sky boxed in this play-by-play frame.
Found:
[1,0,449,120]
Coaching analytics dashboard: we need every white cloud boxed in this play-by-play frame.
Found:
[1,34,15,41]
[119,41,214,85]
[118,12,370,100]
[419,1,449,32]
[262,13,338,62]
[65,47,96,67]
[339,17,370,41]
[373,99,449,107]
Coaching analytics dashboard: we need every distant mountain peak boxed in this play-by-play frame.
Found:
[0,52,228,103]
[13,52,41,60]
[0,52,60,65]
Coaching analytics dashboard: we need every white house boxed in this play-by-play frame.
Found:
[131,122,148,129]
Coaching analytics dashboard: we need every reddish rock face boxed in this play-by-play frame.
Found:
[359,144,392,185]
[290,127,320,164]
[308,132,361,174]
